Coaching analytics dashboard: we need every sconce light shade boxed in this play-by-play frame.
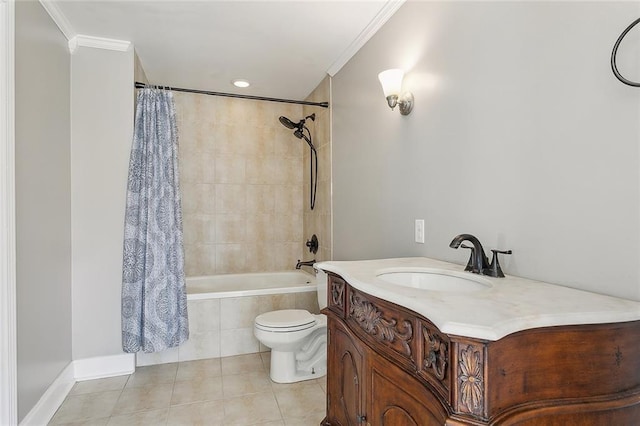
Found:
[378,68,414,115]
[378,69,404,97]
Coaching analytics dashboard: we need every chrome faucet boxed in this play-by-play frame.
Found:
[449,234,490,275]
[296,259,316,270]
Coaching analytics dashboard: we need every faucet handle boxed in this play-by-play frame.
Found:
[485,249,512,278]
[460,244,476,272]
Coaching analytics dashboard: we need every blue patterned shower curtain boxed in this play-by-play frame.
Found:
[121,88,189,353]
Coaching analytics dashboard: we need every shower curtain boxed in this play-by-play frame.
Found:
[121,88,189,353]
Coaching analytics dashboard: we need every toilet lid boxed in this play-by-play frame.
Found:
[255,309,316,332]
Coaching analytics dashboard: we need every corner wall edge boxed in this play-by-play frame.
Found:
[326,0,406,77]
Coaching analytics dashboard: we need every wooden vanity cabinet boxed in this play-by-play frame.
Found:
[321,272,640,425]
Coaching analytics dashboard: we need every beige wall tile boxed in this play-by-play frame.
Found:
[184,243,216,277]
[215,154,245,184]
[295,292,320,315]
[220,328,260,357]
[215,214,246,243]
[215,243,246,273]
[246,185,275,213]
[245,213,275,243]
[274,184,303,214]
[220,296,259,330]
[244,242,276,272]
[188,299,221,333]
[192,183,215,214]
[273,215,303,242]
[178,330,221,361]
[245,156,276,185]
[180,149,215,184]
[183,214,216,245]
[261,293,296,311]
[215,184,246,213]
[273,243,303,271]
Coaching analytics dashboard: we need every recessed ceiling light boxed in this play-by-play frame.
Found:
[232,79,250,88]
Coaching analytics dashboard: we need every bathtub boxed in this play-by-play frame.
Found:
[136,270,319,367]
[187,270,316,300]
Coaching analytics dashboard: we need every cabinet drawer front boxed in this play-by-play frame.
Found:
[347,287,414,363]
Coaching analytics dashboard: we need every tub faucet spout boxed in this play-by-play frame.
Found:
[449,234,489,275]
[296,259,316,270]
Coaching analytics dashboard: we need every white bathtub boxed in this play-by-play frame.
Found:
[187,270,316,300]
[136,270,319,367]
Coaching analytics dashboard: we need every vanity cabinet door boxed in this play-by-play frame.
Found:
[368,355,449,426]
[327,317,367,426]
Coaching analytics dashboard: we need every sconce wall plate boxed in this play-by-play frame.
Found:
[397,93,414,115]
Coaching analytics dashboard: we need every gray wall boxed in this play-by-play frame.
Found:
[333,1,640,300]
[15,1,72,420]
[71,46,134,359]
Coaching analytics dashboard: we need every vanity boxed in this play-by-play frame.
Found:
[316,257,640,425]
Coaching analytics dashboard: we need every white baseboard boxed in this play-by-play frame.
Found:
[19,362,75,426]
[19,353,135,425]
[73,353,135,382]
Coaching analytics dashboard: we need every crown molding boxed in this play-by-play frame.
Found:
[326,0,406,77]
[38,0,76,41]
[68,35,131,54]
[38,1,131,54]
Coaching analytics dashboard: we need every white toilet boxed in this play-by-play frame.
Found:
[254,270,328,383]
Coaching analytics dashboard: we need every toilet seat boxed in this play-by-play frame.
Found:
[255,309,317,332]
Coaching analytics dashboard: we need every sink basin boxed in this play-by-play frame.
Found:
[376,269,492,292]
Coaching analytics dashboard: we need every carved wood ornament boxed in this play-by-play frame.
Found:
[458,344,485,416]
[349,292,413,355]
[331,281,345,310]
[423,326,448,380]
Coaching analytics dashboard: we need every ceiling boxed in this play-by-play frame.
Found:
[53,1,403,100]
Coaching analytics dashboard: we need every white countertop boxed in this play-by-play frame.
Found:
[315,257,640,341]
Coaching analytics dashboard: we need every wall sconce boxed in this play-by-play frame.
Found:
[378,69,414,115]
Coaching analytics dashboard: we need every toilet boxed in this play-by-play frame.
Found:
[254,269,328,383]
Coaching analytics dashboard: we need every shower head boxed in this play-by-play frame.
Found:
[279,114,317,152]
[278,114,316,131]
[279,116,298,130]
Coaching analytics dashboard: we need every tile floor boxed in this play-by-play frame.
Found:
[49,352,326,426]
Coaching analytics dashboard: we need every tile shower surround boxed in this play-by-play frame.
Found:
[175,93,306,276]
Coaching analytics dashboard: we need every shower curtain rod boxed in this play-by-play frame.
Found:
[134,82,329,108]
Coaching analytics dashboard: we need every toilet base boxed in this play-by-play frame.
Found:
[268,329,327,383]
[269,350,326,383]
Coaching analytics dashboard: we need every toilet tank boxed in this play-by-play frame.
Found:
[316,269,328,310]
